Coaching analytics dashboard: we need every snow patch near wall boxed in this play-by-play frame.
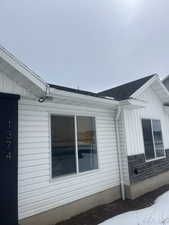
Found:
[99,191,169,225]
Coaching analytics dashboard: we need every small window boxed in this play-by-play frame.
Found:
[142,119,165,160]
[51,115,98,178]
[152,120,165,157]
[142,119,155,160]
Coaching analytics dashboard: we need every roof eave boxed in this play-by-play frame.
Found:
[131,75,169,104]
[119,98,147,110]
[131,74,158,99]
[0,45,47,97]
[50,87,119,108]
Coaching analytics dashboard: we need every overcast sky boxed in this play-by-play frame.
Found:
[0,0,169,92]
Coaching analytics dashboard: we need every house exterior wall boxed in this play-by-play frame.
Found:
[3,65,169,220]
[123,86,169,198]
[0,70,120,222]
[18,99,120,220]
[124,87,169,156]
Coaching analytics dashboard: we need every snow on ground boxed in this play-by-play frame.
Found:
[99,191,169,225]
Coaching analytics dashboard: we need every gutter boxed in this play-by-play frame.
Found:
[50,87,119,107]
[115,106,125,200]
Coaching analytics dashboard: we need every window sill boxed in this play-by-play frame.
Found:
[49,168,100,183]
[145,155,166,163]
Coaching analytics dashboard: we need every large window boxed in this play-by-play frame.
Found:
[51,115,98,178]
[77,116,98,172]
[142,119,165,160]
[51,115,76,177]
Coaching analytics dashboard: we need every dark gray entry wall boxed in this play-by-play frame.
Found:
[0,93,20,225]
[128,149,169,184]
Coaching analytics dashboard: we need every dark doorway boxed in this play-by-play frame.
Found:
[0,93,20,225]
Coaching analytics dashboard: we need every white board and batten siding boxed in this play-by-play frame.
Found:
[123,87,169,156]
[18,99,120,220]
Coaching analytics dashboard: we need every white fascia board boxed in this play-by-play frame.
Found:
[131,74,158,99]
[50,88,119,108]
[131,74,169,103]
[0,46,47,92]
[120,98,147,110]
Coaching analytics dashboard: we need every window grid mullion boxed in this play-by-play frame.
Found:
[160,122,165,157]
[74,115,79,174]
[151,119,157,159]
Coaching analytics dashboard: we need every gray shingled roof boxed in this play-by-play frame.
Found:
[49,74,156,101]
[98,75,155,101]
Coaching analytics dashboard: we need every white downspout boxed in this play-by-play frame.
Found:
[115,106,125,200]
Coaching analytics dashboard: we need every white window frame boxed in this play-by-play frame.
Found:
[141,118,166,162]
[49,113,99,181]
